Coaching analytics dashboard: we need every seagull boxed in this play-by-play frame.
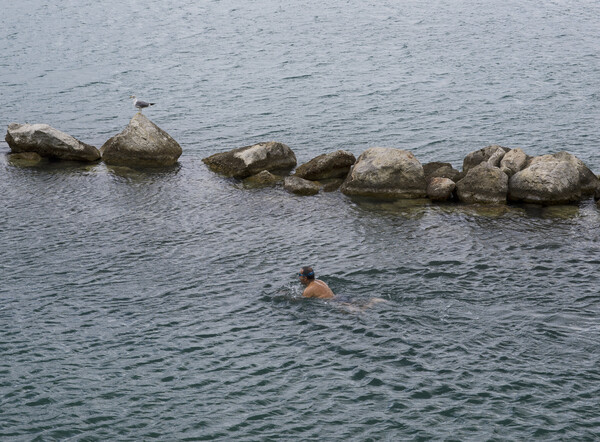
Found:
[130,95,155,113]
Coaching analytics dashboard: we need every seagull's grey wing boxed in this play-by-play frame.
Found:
[136,100,151,108]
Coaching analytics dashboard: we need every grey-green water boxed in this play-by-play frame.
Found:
[2,1,600,440]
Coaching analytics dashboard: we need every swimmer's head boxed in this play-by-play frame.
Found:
[299,266,315,281]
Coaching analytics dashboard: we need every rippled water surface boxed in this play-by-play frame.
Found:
[2,1,600,440]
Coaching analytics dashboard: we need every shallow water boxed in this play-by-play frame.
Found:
[2,0,600,440]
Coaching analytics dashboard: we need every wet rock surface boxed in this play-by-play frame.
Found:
[5,123,100,162]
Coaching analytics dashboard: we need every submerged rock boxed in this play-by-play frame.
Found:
[294,150,356,180]
[7,152,45,166]
[100,113,182,167]
[320,178,345,192]
[284,176,320,196]
[5,123,100,162]
[508,151,598,204]
[243,170,280,188]
[340,147,427,199]
[456,163,508,204]
[203,141,296,179]
[427,177,456,202]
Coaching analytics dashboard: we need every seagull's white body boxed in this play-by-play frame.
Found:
[130,95,155,112]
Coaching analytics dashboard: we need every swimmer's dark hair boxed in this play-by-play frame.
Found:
[301,266,315,280]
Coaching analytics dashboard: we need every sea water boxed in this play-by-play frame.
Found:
[1,1,599,439]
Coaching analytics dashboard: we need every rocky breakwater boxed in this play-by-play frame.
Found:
[455,145,600,205]
[203,141,599,207]
[5,123,100,162]
[101,113,182,167]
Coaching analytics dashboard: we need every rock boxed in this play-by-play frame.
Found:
[508,151,598,204]
[456,163,508,204]
[7,152,45,166]
[340,147,427,199]
[500,148,528,177]
[462,145,510,174]
[283,176,320,196]
[294,150,356,180]
[568,153,600,197]
[243,170,280,188]
[427,177,456,202]
[5,123,100,162]
[100,113,182,167]
[203,141,296,179]
[320,178,345,192]
[423,161,461,182]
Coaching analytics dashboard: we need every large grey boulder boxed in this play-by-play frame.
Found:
[423,161,461,182]
[508,151,599,204]
[427,177,456,202]
[294,150,356,180]
[500,148,528,177]
[203,141,296,179]
[284,176,320,196]
[456,163,508,204]
[340,147,427,199]
[101,114,182,167]
[5,123,100,162]
[463,145,510,174]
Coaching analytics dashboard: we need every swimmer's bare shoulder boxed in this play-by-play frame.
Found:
[302,280,335,299]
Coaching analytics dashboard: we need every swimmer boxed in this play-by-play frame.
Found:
[298,266,387,310]
[298,266,335,299]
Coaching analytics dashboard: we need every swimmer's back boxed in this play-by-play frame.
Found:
[302,279,335,299]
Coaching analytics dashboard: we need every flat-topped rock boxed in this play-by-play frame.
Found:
[203,141,296,179]
[294,150,356,180]
[5,123,100,162]
[340,147,427,199]
[100,113,182,167]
